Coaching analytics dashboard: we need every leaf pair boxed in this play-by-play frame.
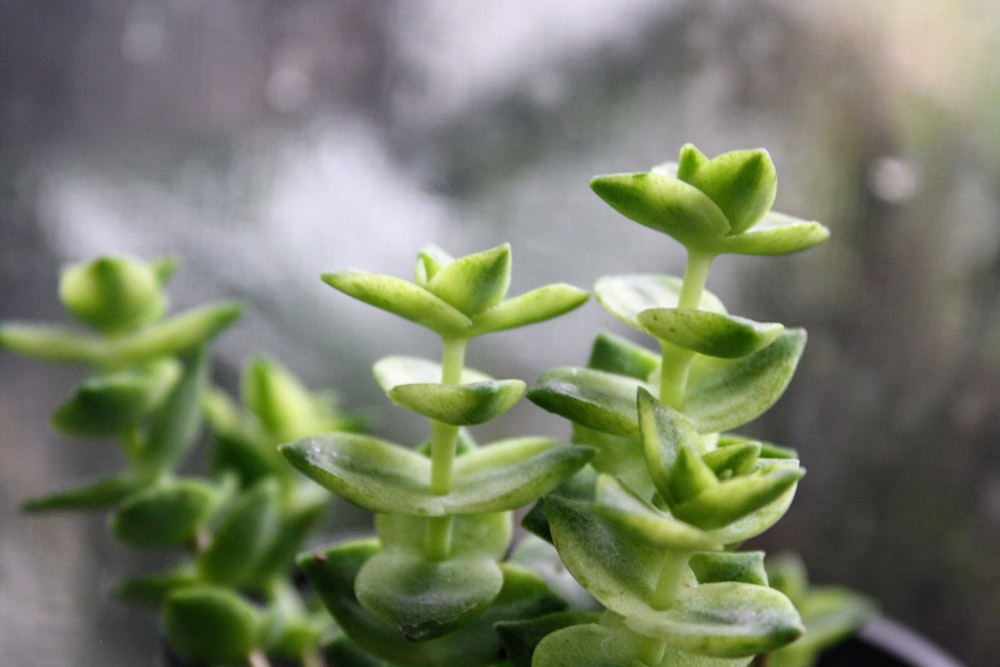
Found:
[590,145,829,256]
[322,244,588,339]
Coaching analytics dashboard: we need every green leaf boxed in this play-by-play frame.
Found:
[675,144,709,181]
[467,283,589,336]
[703,442,761,479]
[373,355,492,390]
[21,473,145,512]
[594,275,726,333]
[281,433,591,516]
[114,568,199,607]
[108,302,243,366]
[109,479,216,549]
[139,346,208,473]
[241,356,318,440]
[322,271,472,335]
[680,148,777,235]
[587,332,659,380]
[718,211,830,256]
[688,551,769,587]
[495,610,603,667]
[162,585,262,665]
[637,309,783,359]
[426,244,512,316]
[671,467,804,531]
[0,322,104,364]
[528,367,650,437]
[376,512,512,561]
[59,256,168,334]
[507,534,599,612]
[625,581,803,657]
[638,389,705,505]
[51,361,180,437]
[668,445,720,507]
[545,496,719,618]
[387,379,525,425]
[590,172,730,252]
[414,244,454,287]
[299,540,566,667]
[355,550,504,640]
[198,479,281,588]
[683,330,807,433]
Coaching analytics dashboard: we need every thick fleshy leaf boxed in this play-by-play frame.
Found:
[590,172,730,252]
[507,534,599,612]
[198,479,281,587]
[637,309,783,359]
[241,356,319,441]
[467,283,590,336]
[683,330,807,433]
[322,271,472,335]
[668,445,720,507]
[139,346,208,473]
[594,274,726,333]
[355,550,504,640]
[689,551,769,587]
[573,425,652,501]
[51,362,180,437]
[414,244,454,287]
[21,473,145,512]
[0,322,104,364]
[299,540,566,667]
[638,389,705,505]
[531,616,753,667]
[528,367,650,437]
[767,588,875,667]
[108,302,243,366]
[704,460,802,545]
[494,610,602,667]
[387,379,525,425]
[59,256,168,334]
[703,442,762,479]
[426,244,512,316]
[625,581,803,657]
[163,586,262,665]
[281,434,591,516]
[587,332,660,379]
[670,467,804,531]
[109,479,216,548]
[114,567,199,607]
[719,211,830,256]
[375,512,511,561]
[373,355,492,390]
[680,148,777,235]
[545,496,719,617]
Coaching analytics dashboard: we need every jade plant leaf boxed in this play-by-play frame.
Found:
[299,540,566,667]
[162,585,262,665]
[594,275,726,333]
[21,472,146,512]
[683,329,807,433]
[241,355,321,441]
[198,478,281,588]
[386,379,525,425]
[425,243,512,316]
[114,567,200,607]
[670,466,804,532]
[625,581,803,657]
[59,256,171,334]
[466,283,590,336]
[280,434,592,515]
[0,322,105,364]
[716,211,830,256]
[589,172,730,252]
[51,361,180,437]
[109,479,216,548]
[688,551,769,587]
[637,309,783,359]
[545,495,719,618]
[355,550,504,640]
[373,355,492,390]
[587,331,660,379]
[678,147,777,236]
[414,244,453,286]
[638,389,705,505]
[108,302,243,367]
[322,271,472,335]
[528,367,651,437]
[138,346,208,473]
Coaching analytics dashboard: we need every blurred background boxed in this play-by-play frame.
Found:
[2,1,998,664]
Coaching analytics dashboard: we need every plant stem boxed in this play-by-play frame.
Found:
[650,551,690,611]
[637,636,666,666]
[657,251,715,408]
[424,337,469,560]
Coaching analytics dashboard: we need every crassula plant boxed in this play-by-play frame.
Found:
[1,144,872,667]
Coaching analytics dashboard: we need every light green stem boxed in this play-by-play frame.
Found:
[638,636,666,666]
[650,551,691,611]
[424,337,469,560]
[658,251,715,407]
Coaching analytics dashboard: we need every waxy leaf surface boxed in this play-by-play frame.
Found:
[387,379,525,425]
[425,243,511,316]
[638,309,783,359]
[528,367,650,437]
[594,275,725,333]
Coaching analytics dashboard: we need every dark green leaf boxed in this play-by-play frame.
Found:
[109,479,216,548]
[162,585,261,665]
